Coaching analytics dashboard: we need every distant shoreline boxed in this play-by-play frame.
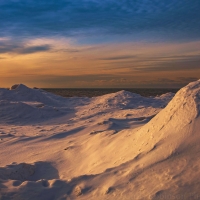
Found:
[43,88,180,98]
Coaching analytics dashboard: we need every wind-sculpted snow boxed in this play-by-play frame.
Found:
[0,100,66,124]
[137,79,200,140]
[91,90,173,109]
[1,81,200,199]
[0,84,69,107]
[0,84,173,125]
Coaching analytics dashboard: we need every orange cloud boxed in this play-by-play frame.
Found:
[0,39,200,88]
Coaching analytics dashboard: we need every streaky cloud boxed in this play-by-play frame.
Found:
[0,0,200,42]
[18,45,51,54]
[0,39,52,54]
[99,55,137,60]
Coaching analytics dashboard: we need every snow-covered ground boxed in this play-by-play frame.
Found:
[0,80,199,200]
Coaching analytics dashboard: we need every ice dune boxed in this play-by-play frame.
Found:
[0,100,66,124]
[0,84,89,108]
[0,84,172,125]
[0,80,199,200]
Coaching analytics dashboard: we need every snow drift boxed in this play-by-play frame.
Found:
[0,80,200,200]
[89,79,200,199]
[0,84,67,106]
[0,84,173,125]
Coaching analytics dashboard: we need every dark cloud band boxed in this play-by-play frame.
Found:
[0,40,51,54]
[1,0,200,41]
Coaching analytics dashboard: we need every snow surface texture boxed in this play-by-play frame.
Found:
[0,81,199,200]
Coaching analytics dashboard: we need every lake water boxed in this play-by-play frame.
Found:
[43,88,180,98]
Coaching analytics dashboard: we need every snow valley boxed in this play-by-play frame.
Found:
[0,80,200,200]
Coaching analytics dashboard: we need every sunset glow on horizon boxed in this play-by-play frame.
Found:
[0,1,200,88]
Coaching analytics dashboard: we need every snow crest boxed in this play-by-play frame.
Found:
[1,81,200,199]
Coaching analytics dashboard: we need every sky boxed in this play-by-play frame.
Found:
[0,0,200,88]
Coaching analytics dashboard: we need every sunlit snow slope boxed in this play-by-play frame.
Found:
[0,81,199,200]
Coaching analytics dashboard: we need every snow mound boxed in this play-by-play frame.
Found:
[1,81,200,199]
[0,100,63,124]
[92,90,142,108]
[0,84,67,107]
[77,80,200,199]
[112,79,200,199]
[10,84,29,91]
[86,90,173,111]
[10,84,20,90]
[155,92,175,102]
[139,79,200,142]
[116,80,200,173]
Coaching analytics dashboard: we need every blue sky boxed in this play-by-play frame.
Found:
[1,0,200,41]
[0,0,200,88]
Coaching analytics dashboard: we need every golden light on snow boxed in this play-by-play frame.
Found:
[0,80,200,199]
